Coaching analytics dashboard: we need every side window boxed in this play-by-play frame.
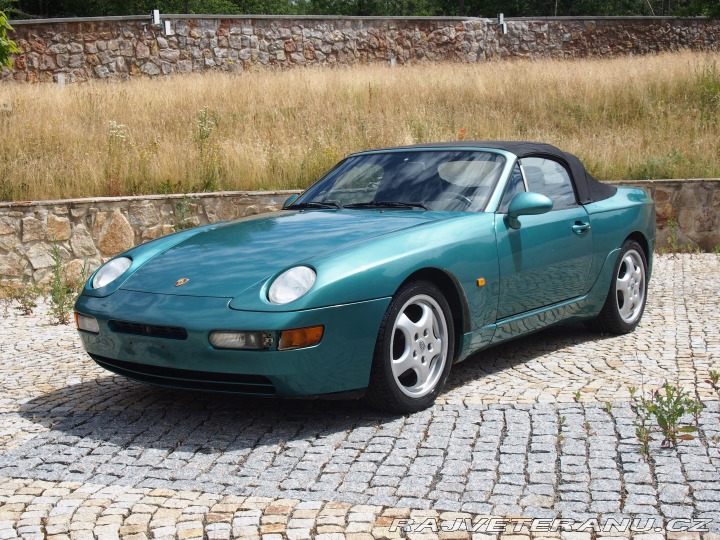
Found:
[521,157,577,210]
[498,163,526,213]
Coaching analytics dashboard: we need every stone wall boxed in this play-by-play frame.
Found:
[627,179,720,251]
[0,180,717,285]
[1,15,719,83]
[0,190,298,284]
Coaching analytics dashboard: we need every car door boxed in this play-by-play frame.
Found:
[494,157,593,319]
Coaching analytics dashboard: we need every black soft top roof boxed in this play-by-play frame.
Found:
[361,141,617,205]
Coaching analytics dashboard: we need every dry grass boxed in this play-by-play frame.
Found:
[1,51,719,201]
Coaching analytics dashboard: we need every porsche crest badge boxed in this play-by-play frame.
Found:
[174,278,190,287]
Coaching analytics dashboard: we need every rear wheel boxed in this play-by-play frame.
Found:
[365,281,454,413]
[587,239,647,334]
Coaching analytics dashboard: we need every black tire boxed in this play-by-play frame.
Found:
[587,239,648,335]
[365,280,454,414]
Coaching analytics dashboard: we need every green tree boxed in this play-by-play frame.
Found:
[7,0,720,18]
[0,0,27,17]
[10,0,238,17]
[0,9,19,69]
[678,0,720,16]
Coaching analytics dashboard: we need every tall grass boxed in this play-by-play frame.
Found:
[0,51,719,201]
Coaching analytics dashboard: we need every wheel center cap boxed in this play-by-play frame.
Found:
[418,340,426,352]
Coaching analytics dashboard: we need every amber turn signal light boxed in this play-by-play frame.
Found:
[278,326,324,351]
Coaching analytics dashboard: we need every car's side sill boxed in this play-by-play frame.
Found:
[456,294,591,363]
[490,295,589,344]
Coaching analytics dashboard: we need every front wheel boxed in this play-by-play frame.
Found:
[587,239,648,334]
[365,281,454,413]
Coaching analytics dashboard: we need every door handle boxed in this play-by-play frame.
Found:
[572,221,591,235]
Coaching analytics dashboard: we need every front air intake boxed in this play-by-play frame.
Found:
[109,320,188,340]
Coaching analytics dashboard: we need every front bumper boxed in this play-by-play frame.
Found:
[75,290,390,397]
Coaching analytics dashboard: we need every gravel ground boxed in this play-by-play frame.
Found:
[0,253,718,539]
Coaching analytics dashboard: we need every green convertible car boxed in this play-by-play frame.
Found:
[75,141,655,413]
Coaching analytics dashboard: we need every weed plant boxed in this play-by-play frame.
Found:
[630,382,704,457]
[0,245,85,324]
[174,194,196,231]
[0,278,43,315]
[47,243,87,325]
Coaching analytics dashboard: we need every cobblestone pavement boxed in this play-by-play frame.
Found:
[0,254,719,539]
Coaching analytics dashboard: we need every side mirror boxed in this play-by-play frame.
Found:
[283,194,300,209]
[506,192,553,229]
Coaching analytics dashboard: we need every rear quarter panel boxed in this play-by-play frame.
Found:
[584,186,656,287]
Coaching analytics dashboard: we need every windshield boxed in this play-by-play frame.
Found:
[291,150,506,212]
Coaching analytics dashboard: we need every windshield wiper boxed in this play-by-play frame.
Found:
[344,201,428,210]
[288,200,343,210]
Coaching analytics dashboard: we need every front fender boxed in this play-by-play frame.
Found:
[229,213,501,333]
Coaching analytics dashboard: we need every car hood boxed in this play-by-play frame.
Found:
[120,209,452,298]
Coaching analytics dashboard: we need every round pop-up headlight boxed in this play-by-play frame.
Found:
[268,266,316,305]
[92,257,132,289]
